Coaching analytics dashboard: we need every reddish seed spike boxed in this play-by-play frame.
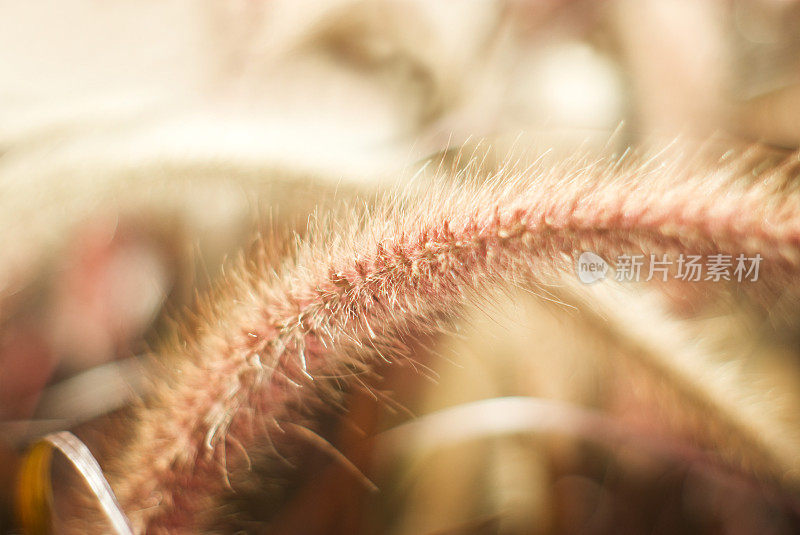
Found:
[71,149,800,533]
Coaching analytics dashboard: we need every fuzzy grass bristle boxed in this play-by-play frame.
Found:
[54,147,800,533]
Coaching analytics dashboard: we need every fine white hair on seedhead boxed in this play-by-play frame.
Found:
[60,144,800,533]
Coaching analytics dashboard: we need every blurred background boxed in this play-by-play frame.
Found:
[3,1,800,533]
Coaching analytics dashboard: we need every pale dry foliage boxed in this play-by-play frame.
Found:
[3,1,800,535]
